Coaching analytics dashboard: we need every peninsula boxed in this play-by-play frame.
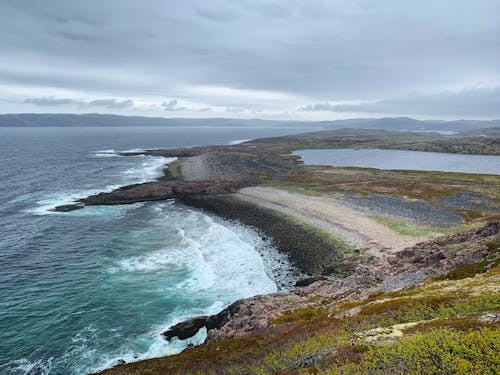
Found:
[77,127,500,374]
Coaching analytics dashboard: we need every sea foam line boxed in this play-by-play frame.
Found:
[31,152,176,214]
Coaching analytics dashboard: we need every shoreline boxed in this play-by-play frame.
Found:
[67,128,500,374]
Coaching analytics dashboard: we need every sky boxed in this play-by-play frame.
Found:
[0,0,499,120]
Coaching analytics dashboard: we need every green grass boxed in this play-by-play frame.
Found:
[320,328,500,375]
[370,216,471,237]
[165,157,186,179]
[98,264,500,375]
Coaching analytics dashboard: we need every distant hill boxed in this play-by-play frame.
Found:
[1,113,499,133]
[459,126,500,138]
[0,113,310,128]
[325,117,500,133]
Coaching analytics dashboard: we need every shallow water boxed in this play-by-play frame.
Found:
[0,126,315,375]
[294,148,500,175]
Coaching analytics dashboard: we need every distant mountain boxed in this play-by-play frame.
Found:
[0,113,309,128]
[1,113,499,133]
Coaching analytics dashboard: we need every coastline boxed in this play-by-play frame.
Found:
[72,128,500,374]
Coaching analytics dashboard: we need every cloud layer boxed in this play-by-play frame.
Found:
[1,0,499,119]
[298,86,500,117]
[22,96,135,109]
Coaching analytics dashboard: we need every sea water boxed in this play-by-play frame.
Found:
[0,126,316,375]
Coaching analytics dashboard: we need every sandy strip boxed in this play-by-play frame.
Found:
[236,187,427,257]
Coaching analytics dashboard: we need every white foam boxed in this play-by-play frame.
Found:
[98,204,286,372]
[31,156,176,214]
[229,139,252,145]
[120,148,161,154]
[92,153,120,158]
[30,187,120,216]
[120,157,176,184]
[96,327,207,373]
[114,207,277,296]
[1,357,53,375]
[92,149,119,158]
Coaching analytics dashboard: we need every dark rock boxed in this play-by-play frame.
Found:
[112,359,126,366]
[295,276,324,287]
[162,316,208,341]
[206,300,243,329]
[50,202,85,212]
[438,192,496,210]
[161,300,245,342]
[53,180,250,212]
[341,193,462,227]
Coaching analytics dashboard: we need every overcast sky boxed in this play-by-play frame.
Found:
[1,0,499,120]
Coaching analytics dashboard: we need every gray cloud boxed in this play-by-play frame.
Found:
[226,107,244,113]
[23,96,75,106]
[1,1,499,118]
[298,86,500,117]
[85,98,134,109]
[161,99,185,111]
[22,96,135,109]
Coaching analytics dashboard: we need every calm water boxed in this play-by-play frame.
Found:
[0,126,317,375]
[294,148,500,175]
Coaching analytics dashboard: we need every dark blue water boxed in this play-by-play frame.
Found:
[0,126,315,375]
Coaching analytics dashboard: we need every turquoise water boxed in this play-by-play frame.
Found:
[294,148,500,175]
[0,126,312,375]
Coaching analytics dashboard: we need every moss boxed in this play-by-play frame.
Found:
[283,166,500,208]
[369,216,472,237]
[320,328,500,375]
[99,266,500,375]
[331,266,500,329]
[485,241,500,251]
[274,307,325,324]
[351,294,500,330]
[404,314,500,334]
[432,258,500,281]
[164,157,186,179]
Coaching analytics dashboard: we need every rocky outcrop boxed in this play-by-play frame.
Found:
[52,180,250,212]
[162,299,249,341]
[162,317,210,341]
[179,222,499,343]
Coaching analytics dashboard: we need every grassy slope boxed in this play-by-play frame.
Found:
[99,253,499,375]
[97,225,500,375]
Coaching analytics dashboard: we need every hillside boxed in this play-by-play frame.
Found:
[2,113,500,133]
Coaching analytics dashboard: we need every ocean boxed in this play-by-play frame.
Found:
[0,126,317,375]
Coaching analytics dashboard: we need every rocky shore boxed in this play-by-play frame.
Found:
[161,222,499,345]
[71,127,500,374]
[53,179,251,212]
[97,222,499,375]
[54,128,500,213]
